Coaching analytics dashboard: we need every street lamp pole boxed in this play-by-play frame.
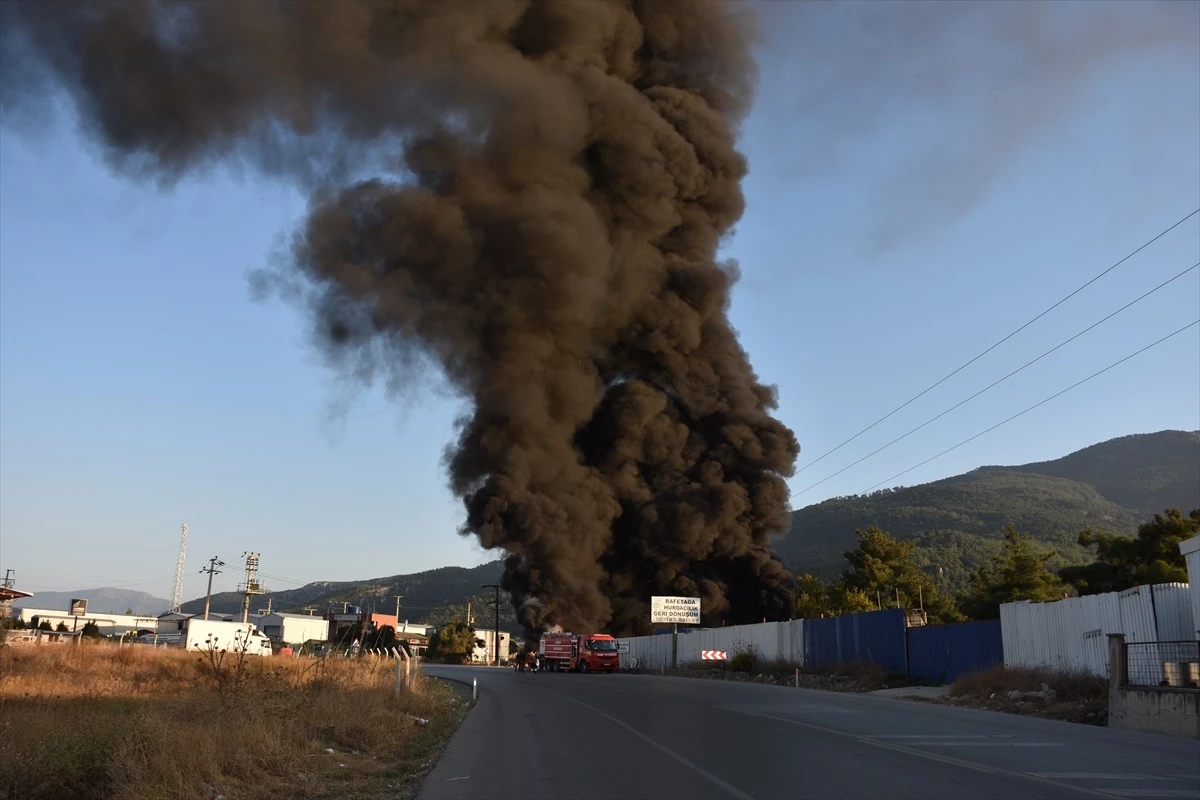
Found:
[482,583,500,666]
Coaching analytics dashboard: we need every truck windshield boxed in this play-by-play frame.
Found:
[589,639,618,651]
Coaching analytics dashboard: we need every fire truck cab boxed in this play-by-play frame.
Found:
[537,632,620,673]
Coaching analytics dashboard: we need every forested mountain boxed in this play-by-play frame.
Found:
[774,430,1199,592]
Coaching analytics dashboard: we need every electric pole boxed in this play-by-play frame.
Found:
[482,584,500,667]
[237,552,265,624]
[394,595,403,624]
[199,557,225,621]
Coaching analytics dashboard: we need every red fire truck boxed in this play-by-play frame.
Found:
[537,632,620,673]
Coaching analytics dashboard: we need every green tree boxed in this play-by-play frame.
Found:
[124,607,134,615]
[428,620,478,664]
[55,622,69,632]
[959,525,1066,619]
[839,527,960,623]
[80,621,102,638]
[793,573,876,618]
[1060,508,1198,595]
[794,573,831,619]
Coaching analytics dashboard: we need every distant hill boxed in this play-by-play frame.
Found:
[999,430,1200,515]
[13,588,169,616]
[775,430,1200,592]
[179,561,517,631]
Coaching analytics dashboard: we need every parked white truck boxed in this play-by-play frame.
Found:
[183,619,272,657]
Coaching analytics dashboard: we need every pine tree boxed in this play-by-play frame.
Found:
[839,527,960,622]
[959,525,1065,619]
[1060,508,1198,595]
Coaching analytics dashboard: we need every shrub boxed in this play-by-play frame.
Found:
[730,641,760,673]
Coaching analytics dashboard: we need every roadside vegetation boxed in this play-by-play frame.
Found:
[793,507,1198,623]
[928,665,1110,726]
[0,641,470,800]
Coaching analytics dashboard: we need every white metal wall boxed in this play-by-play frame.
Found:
[1001,582,1195,678]
[1182,535,1200,641]
[617,619,806,670]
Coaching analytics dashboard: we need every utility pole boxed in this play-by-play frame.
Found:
[237,552,265,624]
[199,557,226,621]
[2,569,14,589]
[394,594,403,622]
[482,584,500,667]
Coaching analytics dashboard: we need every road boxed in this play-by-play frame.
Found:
[418,665,1200,800]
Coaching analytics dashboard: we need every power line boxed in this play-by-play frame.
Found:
[794,208,1200,475]
[794,261,1200,496]
[861,319,1200,494]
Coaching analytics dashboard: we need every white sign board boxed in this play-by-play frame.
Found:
[650,595,701,625]
[617,641,630,653]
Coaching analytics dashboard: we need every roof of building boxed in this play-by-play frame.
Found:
[268,612,330,620]
[0,587,33,603]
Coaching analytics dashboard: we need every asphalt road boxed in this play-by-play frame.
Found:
[418,665,1200,800]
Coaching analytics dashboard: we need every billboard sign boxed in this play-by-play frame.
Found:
[69,598,87,616]
[650,595,700,625]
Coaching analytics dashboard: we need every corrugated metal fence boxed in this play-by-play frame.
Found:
[613,580,1192,683]
[1000,583,1194,678]
[804,609,908,673]
[906,619,1003,684]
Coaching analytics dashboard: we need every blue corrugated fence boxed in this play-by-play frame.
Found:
[803,608,908,673]
[906,619,1003,683]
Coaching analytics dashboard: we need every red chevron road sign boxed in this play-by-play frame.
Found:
[701,650,727,661]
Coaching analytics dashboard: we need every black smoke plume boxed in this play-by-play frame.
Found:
[0,0,800,636]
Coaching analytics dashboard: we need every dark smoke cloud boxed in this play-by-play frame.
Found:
[749,0,1199,254]
[1,0,799,636]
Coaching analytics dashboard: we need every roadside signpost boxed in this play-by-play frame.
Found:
[650,595,701,669]
[69,598,87,632]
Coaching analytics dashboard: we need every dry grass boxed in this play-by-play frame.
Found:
[934,665,1109,725]
[0,641,470,800]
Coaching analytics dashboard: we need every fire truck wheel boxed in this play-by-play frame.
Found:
[579,660,589,674]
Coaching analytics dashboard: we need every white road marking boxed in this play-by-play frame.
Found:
[723,707,1127,798]
[717,703,861,714]
[549,689,754,800]
[1031,774,1185,781]
[1102,791,1200,798]
[915,741,1065,747]
[869,734,1014,739]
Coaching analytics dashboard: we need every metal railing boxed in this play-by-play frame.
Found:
[1125,640,1200,688]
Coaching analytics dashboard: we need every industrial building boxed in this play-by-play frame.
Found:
[256,612,331,645]
[17,607,159,636]
[471,628,511,664]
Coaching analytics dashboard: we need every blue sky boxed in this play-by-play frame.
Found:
[2,1,1198,605]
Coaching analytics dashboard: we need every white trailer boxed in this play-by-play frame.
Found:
[183,619,272,657]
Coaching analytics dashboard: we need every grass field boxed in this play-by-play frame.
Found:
[0,641,469,800]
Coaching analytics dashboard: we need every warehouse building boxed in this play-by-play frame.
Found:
[256,612,331,645]
[18,607,158,636]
